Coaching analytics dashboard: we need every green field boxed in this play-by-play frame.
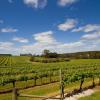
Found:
[0,56,100,100]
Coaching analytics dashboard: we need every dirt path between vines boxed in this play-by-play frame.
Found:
[64,89,94,100]
[47,86,100,100]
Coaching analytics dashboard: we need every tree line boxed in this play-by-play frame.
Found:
[58,51,100,59]
[0,54,12,56]
[42,50,100,59]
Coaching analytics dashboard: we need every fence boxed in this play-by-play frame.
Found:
[12,69,65,100]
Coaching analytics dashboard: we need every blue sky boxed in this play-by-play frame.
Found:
[0,0,100,55]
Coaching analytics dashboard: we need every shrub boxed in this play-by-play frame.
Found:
[30,56,35,61]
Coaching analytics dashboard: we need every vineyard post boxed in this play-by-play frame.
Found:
[12,88,18,100]
[59,69,64,100]
[99,77,100,85]
[49,70,52,83]
[92,76,95,87]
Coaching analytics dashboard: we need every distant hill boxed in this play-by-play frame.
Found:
[0,51,100,59]
[0,54,12,56]
[20,53,32,56]
[58,51,100,59]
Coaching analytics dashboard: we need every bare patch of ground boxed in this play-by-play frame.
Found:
[64,89,94,100]
[47,86,100,100]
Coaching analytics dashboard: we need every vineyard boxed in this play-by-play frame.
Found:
[0,56,100,100]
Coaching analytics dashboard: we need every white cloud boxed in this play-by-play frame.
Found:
[77,31,100,52]
[72,24,100,32]
[0,27,18,33]
[21,40,86,54]
[33,31,57,44]
[58,19,77,31]
[55,41,85,53]
[81,31,100,40]
[20,31,87,54]
[23,0,47,9]
[20,31,59,54]
[72,24,100,50]
[58,0,78,6]
[71,23,100,51]
[0,42,14,50]
[0,29,100,54]
[20,30,100,54]
[0,41,22,55]
[13,37,29,43]
[59,41,84,48]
